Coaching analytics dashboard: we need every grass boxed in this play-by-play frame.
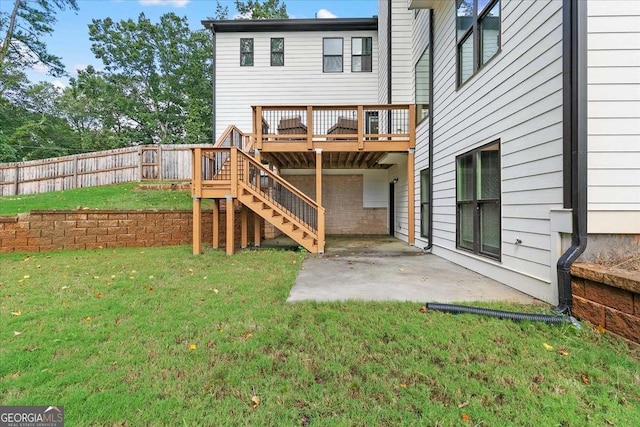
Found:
[1,246,639,426]
[0,183,211,216]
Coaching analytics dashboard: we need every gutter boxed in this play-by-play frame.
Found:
[556,0,588,313]
[387,0,392,105]
[426,8,434,251]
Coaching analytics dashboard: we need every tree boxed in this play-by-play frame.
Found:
[0,0,79,78]
[86,13,213,145]
[234,0,288,19]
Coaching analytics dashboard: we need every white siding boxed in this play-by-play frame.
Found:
[587,0,640,231]
[391,1,414,103]
[413,0,565,302]
[413,7,431,249]
[215,30,379,138]
[378,0,390,104]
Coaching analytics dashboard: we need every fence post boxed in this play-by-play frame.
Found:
[158,145,163,181]
[137,146,143,181]
[73,155,79,189]
[14,164,19,196]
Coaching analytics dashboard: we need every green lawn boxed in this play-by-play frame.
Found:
[0,183,210,216]
[1,246,639,426]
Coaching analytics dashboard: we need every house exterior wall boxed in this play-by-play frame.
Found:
[378,0,389,104]
[391,1,415,103]
[403,0,565,303]
[587,0,640,234]
[215,29,379,138]
[281,171,388,235]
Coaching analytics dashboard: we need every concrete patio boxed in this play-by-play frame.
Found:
[270,236,540,304]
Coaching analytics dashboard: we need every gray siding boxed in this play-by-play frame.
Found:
[419,0,564,302]
[378,0,389,104]
[391,1,414,103]
[587,0,640,232]
[215,30,379,138]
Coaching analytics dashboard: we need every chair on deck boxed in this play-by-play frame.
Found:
[327,117,358,141]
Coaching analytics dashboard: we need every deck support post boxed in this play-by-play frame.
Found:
[241,205,249,249]
[315,148,325,254]
[407,148,415,246]
[254,212,261,247]
[193,197,202,255]
[212,199,220,249]
[226,195,235,255]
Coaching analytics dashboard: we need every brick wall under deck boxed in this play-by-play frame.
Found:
[0,208,258,253]
[571,263,640,343]
[282,174,388,235]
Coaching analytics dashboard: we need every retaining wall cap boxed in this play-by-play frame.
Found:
[572,262,640,294]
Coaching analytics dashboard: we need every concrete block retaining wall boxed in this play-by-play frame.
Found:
[571,263,640,343]
[0,208,256,253]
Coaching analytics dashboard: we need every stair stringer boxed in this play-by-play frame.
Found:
[237,183,319,253]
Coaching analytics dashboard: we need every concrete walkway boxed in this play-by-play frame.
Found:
[284,236,538,304]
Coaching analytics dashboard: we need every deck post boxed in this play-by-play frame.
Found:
[241,205,249,249]
[315,149,323,206]
[407,148,415,246]
[256,106,263,150]
[193,197,202,255]
[357,105,364,150]
[254,212,261,247]
[307,106,313,150]
[212,199,220,249]
[226,195,235,255]
[408,105,416,149]
[315,148,324,254]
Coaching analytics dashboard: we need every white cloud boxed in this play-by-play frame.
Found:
[32,62,49,74]
[316,9,337,19]
[139,0,189,7]
[52,80,67,91]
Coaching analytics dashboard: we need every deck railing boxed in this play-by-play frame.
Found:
[253,104,415,150]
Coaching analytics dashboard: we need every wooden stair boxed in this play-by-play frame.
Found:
[238,184,319,253]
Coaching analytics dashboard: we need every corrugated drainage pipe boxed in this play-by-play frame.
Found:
[426,303,578,325]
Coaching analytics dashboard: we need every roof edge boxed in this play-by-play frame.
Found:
[202,18,378,33]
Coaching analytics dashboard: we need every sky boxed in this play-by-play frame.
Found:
[15,0,379,87]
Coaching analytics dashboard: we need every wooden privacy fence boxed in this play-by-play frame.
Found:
[0,144,213,196]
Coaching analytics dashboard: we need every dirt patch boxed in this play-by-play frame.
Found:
[135,182,190,191]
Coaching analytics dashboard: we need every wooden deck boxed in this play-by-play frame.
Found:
[190,104,416,255]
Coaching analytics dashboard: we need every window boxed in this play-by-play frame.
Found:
[351,37,372,72]
[456,0,501,86]
[415,48,430,124]
[420,168,430,239]
[323,38,343,73]
[240,38,253,66]
[271,38,284,66]
[456,141,501,259]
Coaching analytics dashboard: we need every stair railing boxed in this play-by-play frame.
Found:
[234,148,325,243]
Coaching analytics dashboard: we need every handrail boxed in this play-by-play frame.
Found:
[253,104,415,151]
[236,149,320,209]
[235,148,323,231]
[214,125,253,151]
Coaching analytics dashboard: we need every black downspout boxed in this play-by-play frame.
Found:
[556,0,588,314]
[426,8,434,250]
[387,0,392,105]
[211,27,217,143]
